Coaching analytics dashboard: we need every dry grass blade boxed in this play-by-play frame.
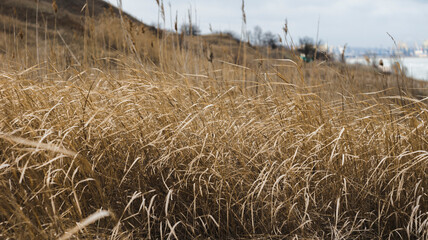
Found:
[58,210,111,240]
[0,134,77,157]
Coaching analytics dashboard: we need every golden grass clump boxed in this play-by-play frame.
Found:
[0,2,427,239]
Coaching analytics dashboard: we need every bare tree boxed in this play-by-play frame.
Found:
[262,31,279,49]
[252,25,263,45]
[299,37,315,59]
[180,24,201,36]
[298,37,327,61]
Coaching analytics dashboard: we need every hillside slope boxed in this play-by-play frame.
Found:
[0,0,140,32]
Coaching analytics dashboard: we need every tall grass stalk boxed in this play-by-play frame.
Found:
[0,2,427,239]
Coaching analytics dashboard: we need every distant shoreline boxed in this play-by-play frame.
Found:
[347,56,428,81]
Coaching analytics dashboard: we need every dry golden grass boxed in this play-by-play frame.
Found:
[0,3,427,239]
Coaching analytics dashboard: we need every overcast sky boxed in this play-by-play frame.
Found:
[105,0,428,48]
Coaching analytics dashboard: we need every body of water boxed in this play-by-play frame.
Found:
[347,57,428,81]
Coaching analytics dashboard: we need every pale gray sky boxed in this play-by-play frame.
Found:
[105,0,428,48]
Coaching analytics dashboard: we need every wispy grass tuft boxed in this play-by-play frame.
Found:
[0,1,427,239]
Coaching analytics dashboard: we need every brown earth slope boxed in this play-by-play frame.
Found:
[0,0,426,99]
[0,0,141,32]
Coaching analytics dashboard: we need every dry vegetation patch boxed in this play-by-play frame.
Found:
[0,2,427,239]
[1,61,427,239]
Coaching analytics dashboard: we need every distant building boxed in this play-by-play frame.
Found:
[397,42,408,51]
[318,44,328,52]
[415,49,427,57]
[423,40,428,50]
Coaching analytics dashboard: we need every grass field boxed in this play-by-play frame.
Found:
[0,1,427,239]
